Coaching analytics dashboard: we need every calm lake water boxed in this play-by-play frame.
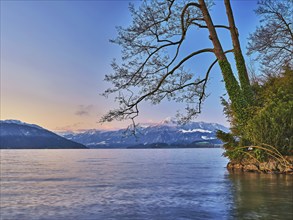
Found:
[0,149,292,220]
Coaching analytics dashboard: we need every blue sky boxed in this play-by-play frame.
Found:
[1,0,259,131]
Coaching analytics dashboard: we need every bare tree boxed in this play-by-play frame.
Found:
[101,0,252,129]
[247,0,293,74]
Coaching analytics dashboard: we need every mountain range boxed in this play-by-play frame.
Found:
[0,120,87,149]
[61,118,229,148]
[0,119,229,149]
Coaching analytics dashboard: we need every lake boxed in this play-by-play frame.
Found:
[0,149,292,220]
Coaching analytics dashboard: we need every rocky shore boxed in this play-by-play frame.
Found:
[227,156,293,174]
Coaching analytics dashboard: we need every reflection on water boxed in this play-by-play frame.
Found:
[0,149,292,220]
[229,172,293,220]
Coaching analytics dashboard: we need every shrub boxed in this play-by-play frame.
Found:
[218,66,293,161]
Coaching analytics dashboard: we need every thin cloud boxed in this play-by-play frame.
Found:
[75,110,89,116]
[75,105,94,116]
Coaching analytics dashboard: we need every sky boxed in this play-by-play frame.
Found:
[0,0,259,132]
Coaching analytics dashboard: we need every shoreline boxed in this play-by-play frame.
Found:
[227,156,293,174]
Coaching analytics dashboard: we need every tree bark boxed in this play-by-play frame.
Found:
[224,0,253,103]
[198,0,248,124]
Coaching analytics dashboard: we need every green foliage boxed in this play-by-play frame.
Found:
[224,148,245,161]
[246,100,292,151]
[216,130,242,162]
[253,148,266,162]
[245,67,293,155]
[218,60,249,128]
[234,51,254,104]
[216,130,237,149]
[219,66,293,161]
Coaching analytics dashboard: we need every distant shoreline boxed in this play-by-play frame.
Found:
[0,145,222,150]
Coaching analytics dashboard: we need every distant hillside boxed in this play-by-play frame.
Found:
[0,120,87,149]
[62,119,229,148]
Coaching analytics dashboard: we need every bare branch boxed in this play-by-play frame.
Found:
[101,0,232,126]
[190,19,230,30]
[248,0,293,73]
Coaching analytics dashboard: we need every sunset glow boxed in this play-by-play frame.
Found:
[1,0,258,131]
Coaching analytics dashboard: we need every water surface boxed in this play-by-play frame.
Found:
[1,149,292,219]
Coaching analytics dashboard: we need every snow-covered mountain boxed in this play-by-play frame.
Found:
[62,120,229,148]
[0,120,87,149]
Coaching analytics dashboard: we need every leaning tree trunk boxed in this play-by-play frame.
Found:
[224,0,253,104]
[198,0,249,125]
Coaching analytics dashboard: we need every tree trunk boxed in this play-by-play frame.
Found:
[224,0,253,104]
[198,0,248,124]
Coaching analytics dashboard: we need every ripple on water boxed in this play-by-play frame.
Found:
[0,149,292,220]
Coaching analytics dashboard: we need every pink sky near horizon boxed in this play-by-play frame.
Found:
[1,0,259,132]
